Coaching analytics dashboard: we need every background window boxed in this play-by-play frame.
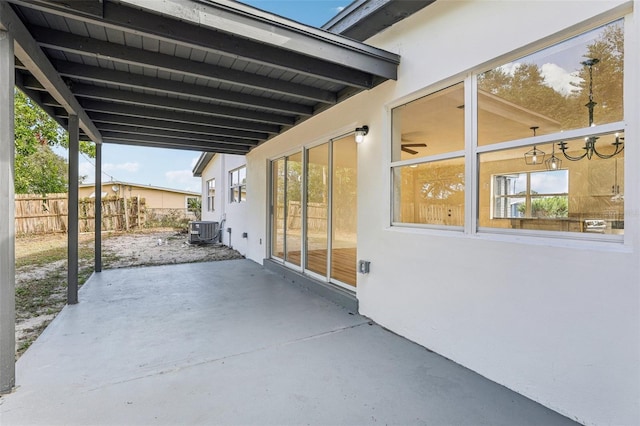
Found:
[207,179,215,211]
[229,166,247,203]
[493,170,568,219]
[479,134,624,234]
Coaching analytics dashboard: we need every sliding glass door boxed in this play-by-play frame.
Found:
[330,136,357,286]
[271,154,302,266]
[306,143,329,277]
[271,135,357,289]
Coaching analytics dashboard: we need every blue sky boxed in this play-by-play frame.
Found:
[69,1,349,192]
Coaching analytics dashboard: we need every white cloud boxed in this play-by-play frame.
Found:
[166,169,194,184]
[540,63,581,96]
[79,161,94,178]
[103,162,140,173]
[499,62,581,97]
[499,62,522,76]
[334,6,345,13]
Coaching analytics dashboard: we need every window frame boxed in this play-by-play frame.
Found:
[491,169,569,219]
[388,17,627,244]
[229,166,247,203]
[390,80,468,231]
[206,178,215,212]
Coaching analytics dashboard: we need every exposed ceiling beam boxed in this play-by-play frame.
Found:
[0,2,102,143]
[101,132,251,154]
[96,123,261,146]
[55,61,313,116]
[37,0,104,18]
[105,3,376,87]
[20,73,45,91]
[79,100,281,134]
[89,112,268,141]
[29,26,337,104]
[15,71,66,128]
[40,92,62,107]
[70,84,296,126]
[14,1,393,87]
[117,0,399,81]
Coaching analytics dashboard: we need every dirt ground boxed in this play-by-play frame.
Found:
[15,228,243,357]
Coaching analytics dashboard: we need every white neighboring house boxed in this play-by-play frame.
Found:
[193,153,248,255]
[193,2,640,425]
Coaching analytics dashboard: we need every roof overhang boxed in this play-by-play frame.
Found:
[192,152,216,177]
[323,0,436,41]
[1,0,401,154]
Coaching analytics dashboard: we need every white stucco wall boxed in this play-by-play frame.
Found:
[200,154,249,256]
[243,1,640,425]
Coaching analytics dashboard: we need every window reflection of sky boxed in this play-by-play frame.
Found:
[496,20,622,96]
[505,170,568,195]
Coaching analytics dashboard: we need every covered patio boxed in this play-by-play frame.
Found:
[0,0,404,392]
[0,259,578,425]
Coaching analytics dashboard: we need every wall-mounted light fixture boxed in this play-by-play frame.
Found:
[355,126,369,144]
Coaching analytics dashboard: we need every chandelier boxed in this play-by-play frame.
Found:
[557,58,624,161]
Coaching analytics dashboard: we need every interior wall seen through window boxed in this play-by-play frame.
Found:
[391,19,624,237]
[391,82,465,227]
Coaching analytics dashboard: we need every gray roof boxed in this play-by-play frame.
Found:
[2,0,402,155]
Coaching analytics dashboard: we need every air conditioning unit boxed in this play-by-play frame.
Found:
[189,221,219,244]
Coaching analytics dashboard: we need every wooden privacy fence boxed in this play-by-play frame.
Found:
[275,201,356,232]
[14,193,147,235]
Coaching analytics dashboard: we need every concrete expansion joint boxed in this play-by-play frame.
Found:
[88,321,371,393]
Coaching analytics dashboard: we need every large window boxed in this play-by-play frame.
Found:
[207,179,215,211]
[391,19,625,239]
[391,82,465,227]
[229,166,246,203]
[477,20,624,236]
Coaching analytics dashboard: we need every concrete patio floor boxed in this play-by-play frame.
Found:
[0,259,579,425]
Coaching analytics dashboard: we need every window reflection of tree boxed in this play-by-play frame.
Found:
[477,21,623,134]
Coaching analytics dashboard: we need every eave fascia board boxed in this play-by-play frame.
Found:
[0,2,102,143]
[192,152,215,177]
[323,0,436,42]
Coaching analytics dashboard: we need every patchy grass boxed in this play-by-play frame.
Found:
[14,233,120,357]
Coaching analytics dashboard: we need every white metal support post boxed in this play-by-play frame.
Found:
[0,29,16,393]
[67,114,79,304]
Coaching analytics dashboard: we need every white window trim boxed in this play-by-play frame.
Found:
[229,166,247,203]
[207,178,215,212]
[387,17,629,247]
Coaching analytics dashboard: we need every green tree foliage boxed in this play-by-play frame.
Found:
[518,196,569,218]
[187,197,202,220]
[14,88,95,194]
[15,144,68,194]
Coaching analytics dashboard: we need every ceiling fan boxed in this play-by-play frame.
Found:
[401,143,427,155]
[401,132,427,155]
